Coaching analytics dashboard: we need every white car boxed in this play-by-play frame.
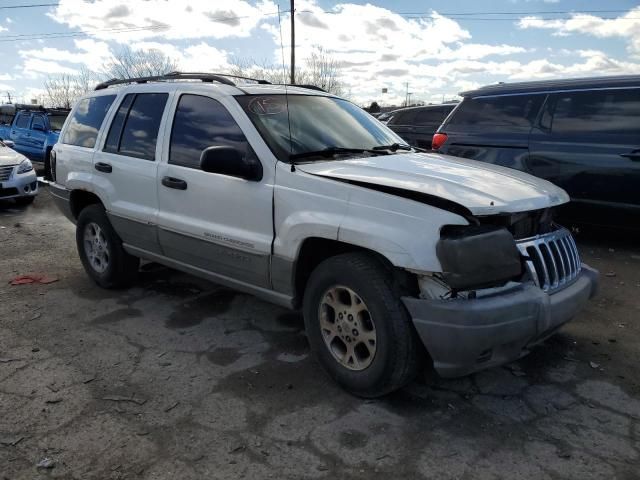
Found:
[0,139,38,205]
[49,73,598,397]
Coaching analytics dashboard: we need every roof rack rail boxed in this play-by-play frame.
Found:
[94,71,271,90]
[285,84,327,92]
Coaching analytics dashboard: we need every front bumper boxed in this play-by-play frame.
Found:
[403,265,599,377]
[0,168,38,200]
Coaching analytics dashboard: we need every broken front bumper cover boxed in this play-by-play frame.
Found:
[402,265,599,378]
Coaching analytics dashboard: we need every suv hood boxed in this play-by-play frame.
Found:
[0,146,27,167]
[297,152,569,216]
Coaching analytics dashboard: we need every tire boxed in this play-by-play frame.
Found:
[14,196,35,206]
[303,252,420,397]
[76,204,139,289]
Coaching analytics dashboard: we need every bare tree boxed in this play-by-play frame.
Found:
[43,68,95,108]
[102,46,178,80]
[299,47,344,96]
[227,46,345,95]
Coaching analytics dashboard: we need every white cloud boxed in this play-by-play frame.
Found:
[0,74,12,81]
[0,25,7,33]
[130,41,234,72]
[519,7,640,56]
[5,17,13,24]
[49,0,278,42]
[0,83,14,91]
[19,39,112,72]
[21,59,79,78]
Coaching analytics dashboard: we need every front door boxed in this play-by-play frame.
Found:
[11,112,32,156]
[157,93,274,288]
[528,88,640,224]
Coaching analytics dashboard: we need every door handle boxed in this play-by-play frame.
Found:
[620,150,640,161]
[94,162,112,173]
[162,176,187,190]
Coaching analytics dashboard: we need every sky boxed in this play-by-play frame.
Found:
[0,0,639,106]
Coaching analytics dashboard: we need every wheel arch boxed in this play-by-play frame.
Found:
[291,237,418,308]
[69,189,104,219]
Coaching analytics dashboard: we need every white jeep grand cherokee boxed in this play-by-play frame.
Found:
[50,73,598,397]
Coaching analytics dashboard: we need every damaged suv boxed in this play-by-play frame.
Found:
[50,73,598,397]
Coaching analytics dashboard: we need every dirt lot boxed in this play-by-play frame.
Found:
[1,187,639,480]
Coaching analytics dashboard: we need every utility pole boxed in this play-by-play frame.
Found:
[290,0,295,84]
[404,82,409,107]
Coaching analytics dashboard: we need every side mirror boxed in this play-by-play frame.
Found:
[2,139,15,148]
[199,146,262,181]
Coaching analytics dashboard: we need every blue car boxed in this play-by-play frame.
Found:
[0,106,69,178]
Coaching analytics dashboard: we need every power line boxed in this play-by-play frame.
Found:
[0,10,290,43]
[0,2,59,9]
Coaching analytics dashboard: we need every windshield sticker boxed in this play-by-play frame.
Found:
[248,97,286,115]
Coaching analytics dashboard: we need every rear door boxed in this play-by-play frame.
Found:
[156,92,274,288]
[92,90,170,255]
[528,88,640,221]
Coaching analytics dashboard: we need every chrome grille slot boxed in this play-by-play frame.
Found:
[0,165,14,182]
[517,228,581,293]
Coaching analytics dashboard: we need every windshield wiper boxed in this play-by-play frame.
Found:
[290,147,372,161]
[371,143,413,152]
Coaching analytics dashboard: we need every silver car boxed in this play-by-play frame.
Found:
[0,140,38,205]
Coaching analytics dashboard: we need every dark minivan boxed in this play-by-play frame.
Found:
[386,104,456,149]
[434,76,640,228]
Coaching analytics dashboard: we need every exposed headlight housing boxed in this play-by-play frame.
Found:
[436,225,523,291]
[17,159,33,174]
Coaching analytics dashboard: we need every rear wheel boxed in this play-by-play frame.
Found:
[303,252,420,397]
[76,204,139,288]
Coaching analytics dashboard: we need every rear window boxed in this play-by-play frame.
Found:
[389,109,417,125]
[447,95,543,128]
[549,89,640,134]
[62,95,116,148]
[413,108,447,126]
[103,93,168,160]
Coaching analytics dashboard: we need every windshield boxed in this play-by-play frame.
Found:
[48,113,68,131]
[236,94,407,161]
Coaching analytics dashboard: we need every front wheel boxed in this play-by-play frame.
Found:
[303,253,420,397]
[76,204,139,289]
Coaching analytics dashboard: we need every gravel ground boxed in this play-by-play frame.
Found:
[1,187,639,480]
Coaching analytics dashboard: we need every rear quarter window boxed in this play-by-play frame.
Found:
[62,95,116,148]
[447,95,543,129]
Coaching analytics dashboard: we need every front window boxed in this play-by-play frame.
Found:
[235,94,407,161]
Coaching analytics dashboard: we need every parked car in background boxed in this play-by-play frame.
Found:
[0,139,38,205]
[0,106,70,179]
[433,76,640,228]
[50,72,597,397]
[386,104,456,149]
